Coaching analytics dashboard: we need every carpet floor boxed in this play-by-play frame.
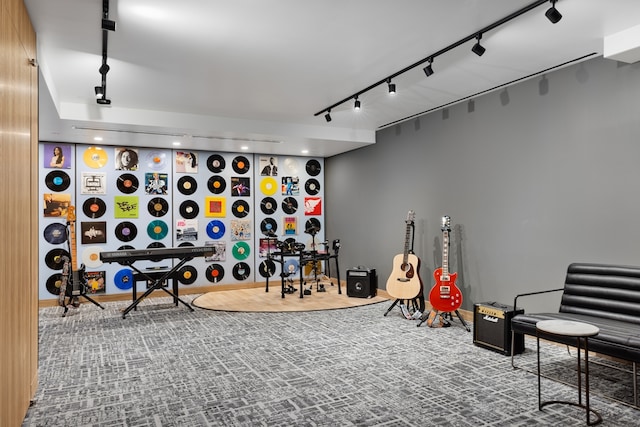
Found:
[23,295,639,426]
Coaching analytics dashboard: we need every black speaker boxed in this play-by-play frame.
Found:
[347,268,377,298]
[473,302,524,356]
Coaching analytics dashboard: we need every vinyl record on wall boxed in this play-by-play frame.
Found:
[116,173,139,194]
[232,241,250,260]
[177,176,198,195]
[231,200,249,218]
[43,223,67,244]
[206,264,225,283]
[177,241,195,260]
[258,259,276,278]
[305,159,321,176]
[45,248,70,270]
[304,179,320,195]
[46,273,65,296]
[260,197,277,215]
[114,268,134,290]
[146,151,168,170]
[83,147,108,169]
[147,220,168,240]
[305,218,321,234]
[45,170,71,192]
[207,175,226,194]
[207,154,226,173]
[179,200,200,219]
[260,177,277,196]
[83,197,107,219]
[146,242,166,262]
[260,218,277,235]
[177,265,198,285]
[282,197,298,214]
[232,155,250,174]
[232,262,251,280]
[82,246,103,269]
[147,197,169,217]
[206,220,226,239]
[283,158,299,175]
[115,221,138,242]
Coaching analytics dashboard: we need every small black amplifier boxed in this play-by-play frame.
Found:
[347,268,377,298]
[473,302,524,356]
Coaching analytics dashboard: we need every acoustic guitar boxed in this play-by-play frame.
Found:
[428,215,462,312]
[386,210,422,300]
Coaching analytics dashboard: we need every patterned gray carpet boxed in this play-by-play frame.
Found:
[23,296,638,426]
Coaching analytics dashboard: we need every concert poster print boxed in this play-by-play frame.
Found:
[145,172,168,195]
[205,196,225,217]
[114,196,139,218]
[43,193,71,218]
[175,151,199,173]
[80,172,107,195]
[81,221,107,244]
[231,177,250,196]
[230,220,251,241]
[44,143,72,169]
[281,176,299,195]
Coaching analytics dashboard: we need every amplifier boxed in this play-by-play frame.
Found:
[347,268,377,298]
[473,302,524,356]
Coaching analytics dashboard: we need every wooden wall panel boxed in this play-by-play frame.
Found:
[0,0,38,425]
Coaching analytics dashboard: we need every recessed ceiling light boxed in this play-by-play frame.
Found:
[301,149,309,154]
[241,146,249,150]
[172,141,181,146]
[94,136,103,141]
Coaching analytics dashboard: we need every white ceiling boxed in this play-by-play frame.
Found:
[25,0,640,158]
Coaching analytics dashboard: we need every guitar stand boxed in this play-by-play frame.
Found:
[416,309,470,331]
[383,297,423,318]
[121,257,194,319]
[61,289,105,317]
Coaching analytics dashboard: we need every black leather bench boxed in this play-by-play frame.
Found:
[510,263,640,407]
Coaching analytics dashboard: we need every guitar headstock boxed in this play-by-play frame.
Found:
[406,210,415,224]
[441,215,451,232]
[67,205,76,223]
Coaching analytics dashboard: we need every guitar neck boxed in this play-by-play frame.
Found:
[69,221,79,272]
[402,221,412,263]
[441,229,449,278]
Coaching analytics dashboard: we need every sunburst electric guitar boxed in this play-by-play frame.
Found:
[428,215,462,312]
[386,211,422,300]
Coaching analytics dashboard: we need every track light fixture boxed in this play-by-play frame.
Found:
[354,97,361,110]
[545,0,562,24]
[96,0,114,105]
[423,57,434,77]
[314,0,561,122]
[472,34,486,57]
[102,18,116,31]
[94,86,104,98]
[387,79,396,95]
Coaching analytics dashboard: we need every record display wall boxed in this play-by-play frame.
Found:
[37,143,325,299]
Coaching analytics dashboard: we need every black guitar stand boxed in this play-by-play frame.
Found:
[383,219,425,318]
[417,309,470,331]
[60,223,105,318]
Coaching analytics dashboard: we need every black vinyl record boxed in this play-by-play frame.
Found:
[232,155,250,174]
[232,200,249,218]
[45,248,70,270]
[116,245,135,265]
[147,197,169,217]
[177,176,198,195]
[306,159,321,176]
[82,197,107,219]
[177,241,196,260]
[43,222,67,244]
[305,218,321,234]
[45,170,70,192]
[260,197,277,215]
[146,242,166,262]
[206,264,225,283]
[207,154,226,173]
[304,179,321,195]
[178,265,198,285]
[232,262,251,280]
[46,273,65,296]
[258,259,276,278]
[282,197,298,214]
[260,218,277,235]
[115,221,138,242]
[207,175,226,194]
[117,173,139,194]
[179,200,199,219]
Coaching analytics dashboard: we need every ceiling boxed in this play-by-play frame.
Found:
[25,0,640,158]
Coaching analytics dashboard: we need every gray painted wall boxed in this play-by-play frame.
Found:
[325,56,640,312]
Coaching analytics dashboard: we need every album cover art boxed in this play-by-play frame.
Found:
[175,151,199,173]
[85,270,106,294]
[114,196,139,218]
[281,176,299,195]
[176,218,198,241]
[44,143,72,169]
[114,147,139,171]
[204,241,226,262]
[283,217,297,235]
[259,238,278,258]
[81,221,107,244]
[43,193,71,218]
[205,196,225,217]
[81,172,107,195]
[145,172,168,195]
[304,197,322,215]
[231,177,250,196]
[259,156,278,176]
[230,219,251,241]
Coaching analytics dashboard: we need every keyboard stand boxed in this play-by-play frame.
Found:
[121,256,194,319]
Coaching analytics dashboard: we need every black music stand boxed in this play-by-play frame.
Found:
[118,256,195,319]
[60,224,105,317]
[383,220,425,318]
